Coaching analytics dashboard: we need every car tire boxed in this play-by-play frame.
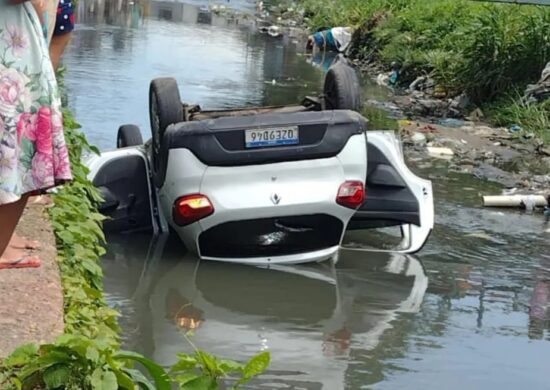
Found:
[117,124,143,148]
[149,77,183,188]
[324,62,362,112]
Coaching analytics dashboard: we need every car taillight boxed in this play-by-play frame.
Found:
[336,181,365,209]
[173,194,214,226]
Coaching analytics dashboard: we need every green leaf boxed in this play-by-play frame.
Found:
[121,368,154,390]
[170,355,198,373]
[91,368,103,390]
[196,351,218,377]
[174,372,201,385]
[114,351,171,390]
[43,364,71,389]
[89,145,101,155]
[91,368,118,390]
[3,344,39,367]
[240,352,270,384]
[57,231,74,244]
[85,346,100,363]
[102,370,118,390]
[180,376,217,390]
[218,359,244,374]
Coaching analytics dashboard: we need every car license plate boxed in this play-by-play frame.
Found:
[245,126,299,148]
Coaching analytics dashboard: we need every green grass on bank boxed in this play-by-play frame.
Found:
[297,0,550,139]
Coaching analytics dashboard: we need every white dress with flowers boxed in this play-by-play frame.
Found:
[0,3,72,205]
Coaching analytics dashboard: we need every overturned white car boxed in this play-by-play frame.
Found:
[86,59,433,265]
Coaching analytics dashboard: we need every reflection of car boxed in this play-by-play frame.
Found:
[86,58,433,265]
[102,236,428,388]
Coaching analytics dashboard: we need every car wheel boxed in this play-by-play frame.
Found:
[324,62,362,112]
[117,124,143,148]
[149,77,183,187]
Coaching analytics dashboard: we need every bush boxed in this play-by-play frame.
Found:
[486,94,550,141]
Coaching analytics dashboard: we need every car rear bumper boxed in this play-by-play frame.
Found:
[198,213,344,259]
[201,245,340,265]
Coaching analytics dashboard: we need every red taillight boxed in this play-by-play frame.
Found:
[336,181,365,209]
[173,194,214,226]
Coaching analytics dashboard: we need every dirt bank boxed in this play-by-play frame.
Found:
[0,202,64,358]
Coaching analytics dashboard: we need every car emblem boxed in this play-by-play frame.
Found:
[271,193,281,205]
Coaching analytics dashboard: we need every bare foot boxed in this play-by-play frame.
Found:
[9,232,40,250]
[30,195,53,206]
[0,246,41,270]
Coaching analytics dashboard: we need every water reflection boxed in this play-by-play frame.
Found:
[103,234,428,388]
[65,2,322,150]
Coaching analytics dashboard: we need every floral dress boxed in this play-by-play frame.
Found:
[0,3,72,205]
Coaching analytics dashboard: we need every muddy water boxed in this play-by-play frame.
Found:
[65,4,550,389]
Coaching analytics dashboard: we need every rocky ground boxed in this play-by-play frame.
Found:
[0,202,64,358]
[398,117,550,197]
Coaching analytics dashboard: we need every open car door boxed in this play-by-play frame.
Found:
[86,147,161,234]
[346,131,434,254]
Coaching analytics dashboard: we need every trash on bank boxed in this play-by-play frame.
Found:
[438,118,465,128]
[377,62,400,87]
[482,195,548,209]
[524,61,550,104]
[427,146,454,158]
[411,132,427,144]
[307,27,353,53]
[408,76,435,93]
[267,25,282,37]
[509,124,523,133]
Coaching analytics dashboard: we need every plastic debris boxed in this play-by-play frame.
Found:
[420,124,437,133]
[427,146,454,159]
[439,118,465,128]
[376,73,389,86]
[524,61,550,103]
[509,124,522,133]
[523,196,538,212]
[411,132,427,144]
[308,27,353,52]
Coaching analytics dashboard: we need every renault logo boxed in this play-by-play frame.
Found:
[271,193,281,205]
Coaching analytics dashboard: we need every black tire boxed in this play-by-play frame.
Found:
[117,124,143,148]
[324,62,362,112]
[149,77,183,187]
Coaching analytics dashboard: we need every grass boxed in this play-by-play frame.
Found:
[296,0,550,138]
[486,94,550,141]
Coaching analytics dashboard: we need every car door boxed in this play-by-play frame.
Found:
[346,131,434,254]
[86,147,160,234]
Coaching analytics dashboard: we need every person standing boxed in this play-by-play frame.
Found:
[49,0,75,70]
[0,0,72,269]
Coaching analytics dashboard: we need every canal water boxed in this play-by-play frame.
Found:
[64,3,550,389]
